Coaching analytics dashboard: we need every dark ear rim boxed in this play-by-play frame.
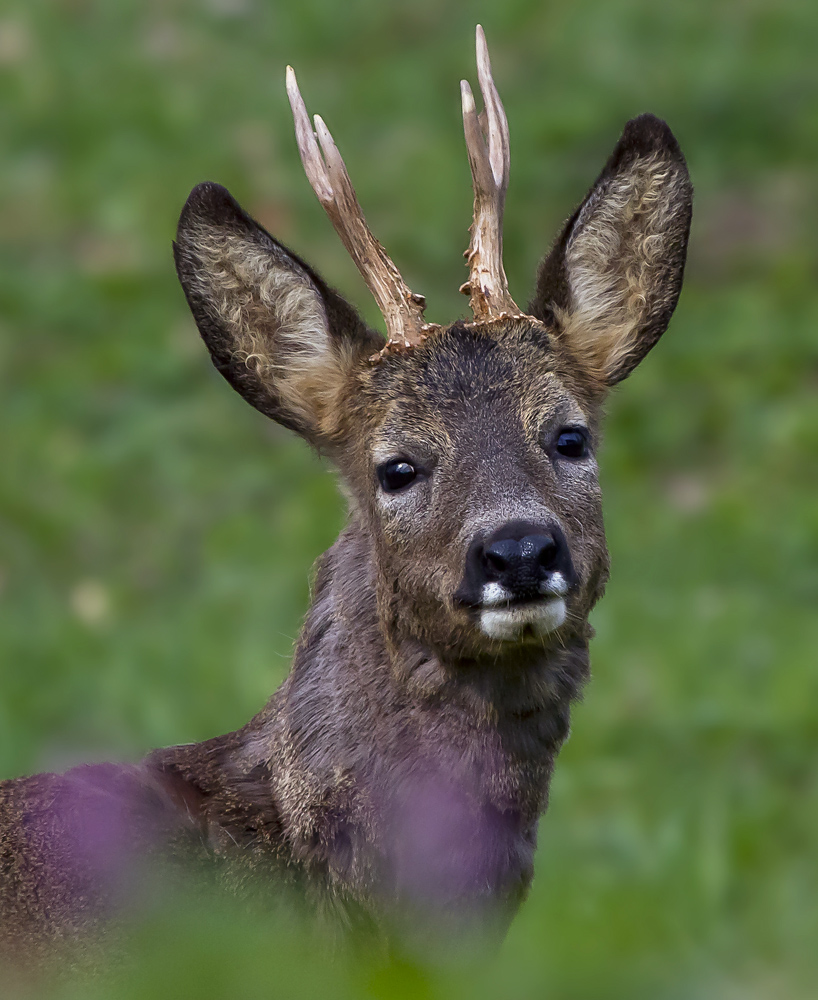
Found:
[529,113,693,385]
[173,182,382,435]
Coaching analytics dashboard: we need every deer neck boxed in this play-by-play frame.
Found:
[150,519,589,916]
[246,522,585,896]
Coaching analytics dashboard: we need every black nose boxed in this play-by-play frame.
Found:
[483,534,559,579]
[456,520,574,606]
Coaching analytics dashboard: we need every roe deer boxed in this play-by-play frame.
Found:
[0,26,692,952]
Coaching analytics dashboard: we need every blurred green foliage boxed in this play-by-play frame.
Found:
[1,0,817,996]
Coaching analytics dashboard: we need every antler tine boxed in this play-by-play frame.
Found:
[475,24,510,197]
[285,66,429,352]
[286,65,333,204]
[459,25,522,322]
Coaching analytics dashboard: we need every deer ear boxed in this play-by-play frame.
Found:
[174,182,382,444]
[529,114,692,386]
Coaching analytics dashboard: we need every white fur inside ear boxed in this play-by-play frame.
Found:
[561,153,686,381]
[187,225,354,436]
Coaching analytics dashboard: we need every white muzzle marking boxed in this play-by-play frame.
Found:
[478,572,569,641]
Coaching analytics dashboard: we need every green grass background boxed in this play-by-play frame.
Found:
[1,0,817,996]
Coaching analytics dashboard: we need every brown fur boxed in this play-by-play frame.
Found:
[0,108,691,956]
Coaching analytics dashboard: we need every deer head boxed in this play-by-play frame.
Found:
[173,26,692,663]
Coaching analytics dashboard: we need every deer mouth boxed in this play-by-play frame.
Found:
[470,576,570,641]
[478,595,567,642]
[452,554,574,641]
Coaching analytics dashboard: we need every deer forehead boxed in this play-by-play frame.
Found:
[361,320,592,460]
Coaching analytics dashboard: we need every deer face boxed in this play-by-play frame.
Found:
[342,319,608,656]
[173,33,691,661]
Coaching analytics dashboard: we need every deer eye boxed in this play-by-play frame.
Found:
[377,459,418,492]
[555,428,589,459]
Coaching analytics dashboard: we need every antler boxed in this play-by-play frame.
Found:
[460,26,523,322]
[286,66,431,351]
